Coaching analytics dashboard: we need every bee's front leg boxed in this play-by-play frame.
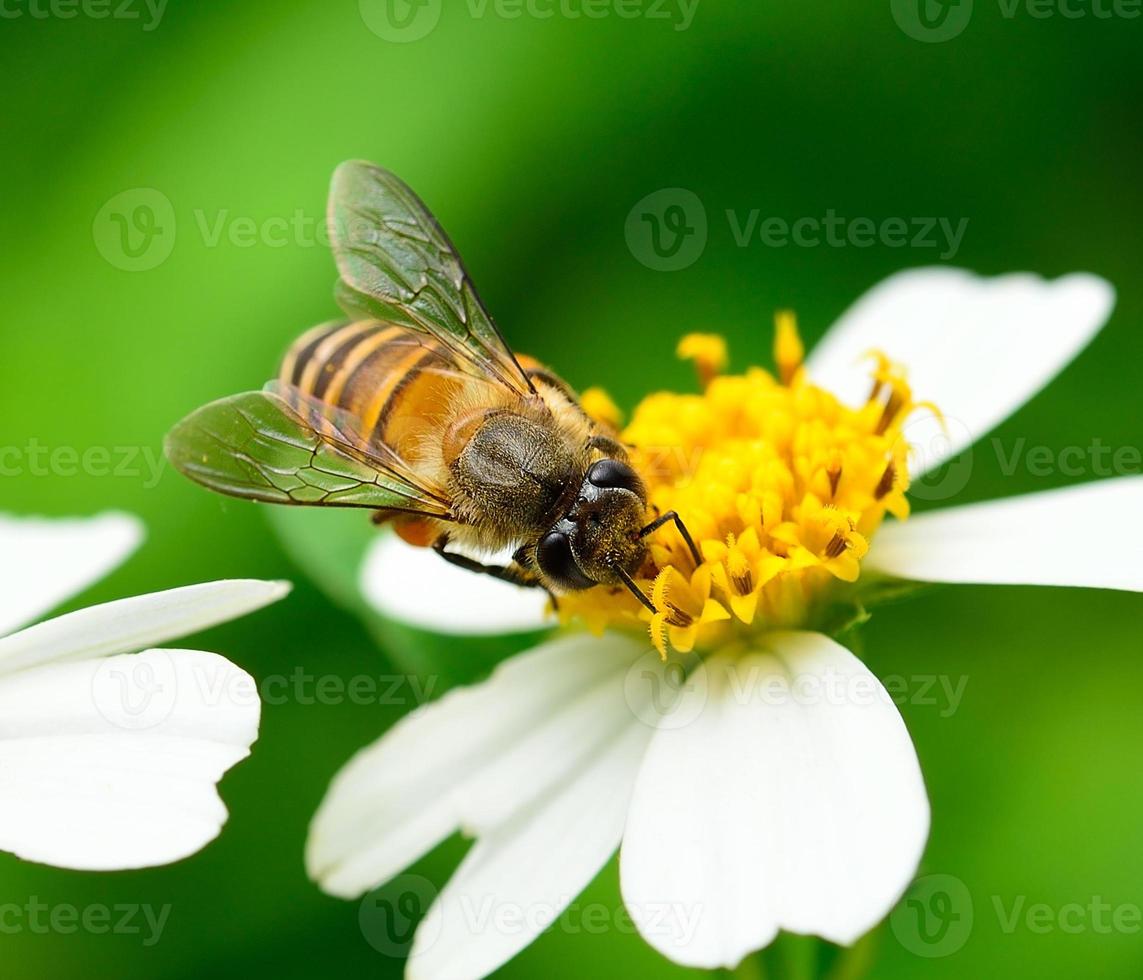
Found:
[432,536,543,591]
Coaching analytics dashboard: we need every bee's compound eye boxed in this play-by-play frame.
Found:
[587,458,643,494]
[536,531,596,591]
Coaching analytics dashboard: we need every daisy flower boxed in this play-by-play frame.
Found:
[0,510,289,870]
[305,267,1141,978]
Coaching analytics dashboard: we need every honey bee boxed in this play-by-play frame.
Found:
[165,161,699,610]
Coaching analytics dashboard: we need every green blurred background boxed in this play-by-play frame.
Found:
[1,1,1141,977]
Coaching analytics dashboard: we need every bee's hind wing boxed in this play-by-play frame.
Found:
[165,387,453,516]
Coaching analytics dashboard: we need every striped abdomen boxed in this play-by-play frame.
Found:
[278,320,463,464]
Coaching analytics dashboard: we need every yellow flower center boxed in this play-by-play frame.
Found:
[561,314,931,657]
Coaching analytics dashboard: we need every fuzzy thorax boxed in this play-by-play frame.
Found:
[561,316,931,657]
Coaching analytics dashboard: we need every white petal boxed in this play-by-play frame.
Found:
[806,269,1115,474]
[406,722,649,980]
[360,533,550,636]
[0,511,143,637]
[866,476,1143,591]
[0,648,260,870]
[0,579,291,676]
[307,632,646,899]
[620,632,929,969]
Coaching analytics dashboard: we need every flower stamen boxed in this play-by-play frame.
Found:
[664,602,694,628]
[874,461,897,500]
[773,310,804,385]
[827,451,843,498]
[876,389,906,435]
[824,530,849,559]
[558,320,931,655]
[677,333,728,389]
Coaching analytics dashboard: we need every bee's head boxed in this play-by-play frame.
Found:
[535,458,648,591]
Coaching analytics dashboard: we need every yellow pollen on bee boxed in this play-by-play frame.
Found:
[557,317,930,655]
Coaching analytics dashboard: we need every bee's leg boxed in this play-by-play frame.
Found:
[585,433,630,459]
[432,536,545,592]
[639,510,703,567]
[613,565,657,614]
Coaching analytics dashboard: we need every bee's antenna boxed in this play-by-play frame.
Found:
[614,564,657,614]
[639,510,702,567]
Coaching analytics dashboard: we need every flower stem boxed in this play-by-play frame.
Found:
[728,953,767,980]
[823,932,879,980]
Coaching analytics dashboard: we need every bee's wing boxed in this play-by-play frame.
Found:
[165,388,453,515]
[328,161,536,396]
